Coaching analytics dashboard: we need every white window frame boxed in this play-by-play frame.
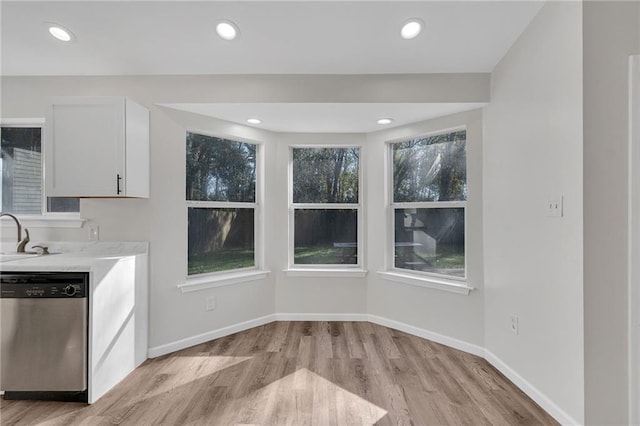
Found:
[183,130,265,287]
[286,144,366,276]
[384,127,469,289]
[0,118,82,228]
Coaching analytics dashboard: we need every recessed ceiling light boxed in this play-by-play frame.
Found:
[247,118,262,125]
[216,20,239,41]
[46,24,74,42]
[377,118,394,125]
[400,18,424,40]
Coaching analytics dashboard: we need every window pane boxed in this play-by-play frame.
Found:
[392,130,466,202]
[186,133,256,202]
[1,127,79,214]
[1,127,42,214]
[188,207,255,275]
[394,208,464,277]
[47,197,80,213]
[294,209,357,264]
[293,147,359,203]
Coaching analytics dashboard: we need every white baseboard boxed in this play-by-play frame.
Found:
[484,350,581,426]
[148,313,480,359]
[367,314,485,357]
[147,314,277,358]
[275,313,368,322]
[147,313,365,358]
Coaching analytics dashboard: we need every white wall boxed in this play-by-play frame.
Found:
[583,2,640,424]
[366,109,485,347]
[629,54,640,426]
[483,2,584,424]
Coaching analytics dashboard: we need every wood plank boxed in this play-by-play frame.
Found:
[343,321,366,359]
[283,322,304,358]
[330,322,350,359]
[265,321,290,353]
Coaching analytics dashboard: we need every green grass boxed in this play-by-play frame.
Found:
[188,248,255,275]
[188,245,461,274]
[294,246,357,265]
[416,246,464,269]
[396,244,464,276]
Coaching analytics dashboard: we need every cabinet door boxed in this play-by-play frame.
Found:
[47,99,125,197]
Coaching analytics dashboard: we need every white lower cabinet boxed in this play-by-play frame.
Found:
[89,253,148,403]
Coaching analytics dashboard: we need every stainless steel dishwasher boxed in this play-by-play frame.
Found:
[1,272,89,402]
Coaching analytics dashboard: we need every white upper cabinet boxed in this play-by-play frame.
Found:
[46,97,149,198]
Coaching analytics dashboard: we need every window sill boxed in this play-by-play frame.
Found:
[178,269,270,293]
[1,215,84,228]
[284,268,368,278]
[377,271,473,295]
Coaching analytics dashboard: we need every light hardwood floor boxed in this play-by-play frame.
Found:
[0,321,558,425]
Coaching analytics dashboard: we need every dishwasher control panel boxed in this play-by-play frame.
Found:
[0,273,87,298]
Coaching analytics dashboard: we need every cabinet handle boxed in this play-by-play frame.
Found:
[116,174,122,195]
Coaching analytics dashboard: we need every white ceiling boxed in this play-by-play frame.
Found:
[1,1,544,76]
[161,102,487,133]
[1,1,543,132]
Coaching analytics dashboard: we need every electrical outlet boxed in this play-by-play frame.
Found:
[88,223,99,241]
[206,296,216,311]
[546,196,563,217]
[510,315,519,335]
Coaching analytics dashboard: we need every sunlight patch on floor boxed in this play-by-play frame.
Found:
[232,368,388,425]
[144,355,253,398]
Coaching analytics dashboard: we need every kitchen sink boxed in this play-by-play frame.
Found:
[0,253,54,262]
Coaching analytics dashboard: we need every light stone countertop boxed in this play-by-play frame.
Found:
[0,241,148,272]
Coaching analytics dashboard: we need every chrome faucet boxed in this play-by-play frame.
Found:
[0,213,30,253]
